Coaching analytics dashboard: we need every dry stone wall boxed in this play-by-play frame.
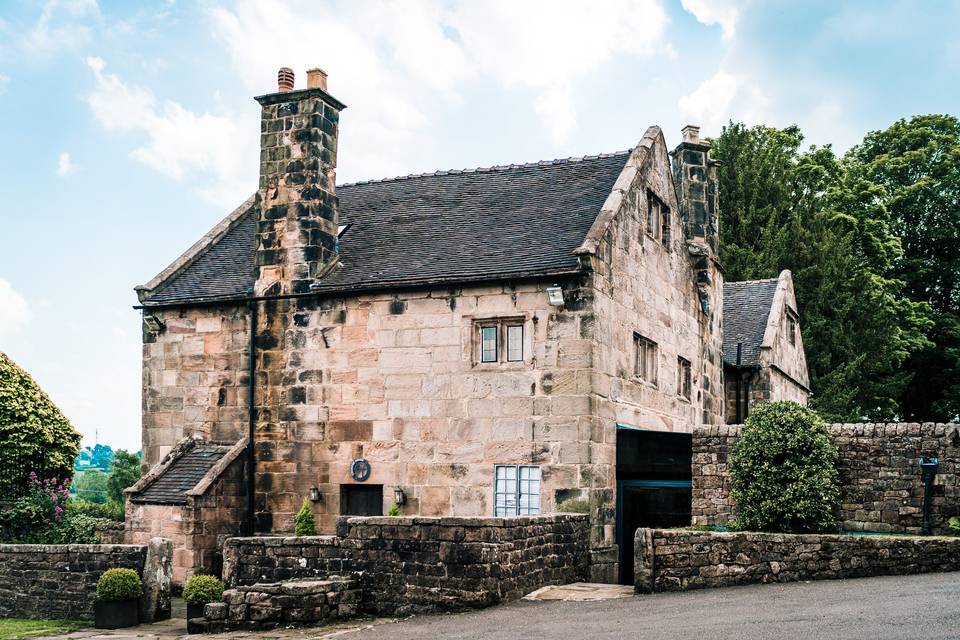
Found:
[222,514,589,614]
[692,423,960,533]
[0,540,172,621]
[635,528,960,593]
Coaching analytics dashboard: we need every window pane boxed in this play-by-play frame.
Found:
[506,325,523,361]
[518,465,541,515]
[481,326,498,362]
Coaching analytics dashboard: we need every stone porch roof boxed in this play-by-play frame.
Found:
[127,436,247,505]
[722,277,779,367]
[138,151,632,306]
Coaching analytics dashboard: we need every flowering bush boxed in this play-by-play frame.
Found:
[0,472,100,543]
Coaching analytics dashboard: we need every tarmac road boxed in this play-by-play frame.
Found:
[344,572,960,640]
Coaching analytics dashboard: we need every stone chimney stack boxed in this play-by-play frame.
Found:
[671,124,720,253]
[254,67,346,296]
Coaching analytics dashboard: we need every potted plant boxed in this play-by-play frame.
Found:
[95,568,143,629]
[182,574,225,622]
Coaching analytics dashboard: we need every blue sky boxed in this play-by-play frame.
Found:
[0,0,957,451]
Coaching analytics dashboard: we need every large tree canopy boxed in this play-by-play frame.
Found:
[0,351,81,495]
[712,123,931,421]
[845,115,960,420]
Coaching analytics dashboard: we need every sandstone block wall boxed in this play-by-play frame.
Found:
[635,528,960,593]
[196,576,360,633]
[222,514,589,614]
[142,305,249,467]
[0,543,151,621]
[692,423,960,532]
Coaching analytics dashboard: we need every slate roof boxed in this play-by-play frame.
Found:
[141,151,631,305]
[132,445,231,505]
[722,278,779,367]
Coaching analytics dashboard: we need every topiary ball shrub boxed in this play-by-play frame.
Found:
[729,401,840,533]
[294,498,317,535]
[182,574,225,606]
[96,568,143,602]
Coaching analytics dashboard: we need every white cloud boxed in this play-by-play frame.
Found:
[678,69,769,133]
[208,0,671,157]
[84,56,254,206]
[24,0,100,56]
[0,278,31,337]
[57,151,77,176]
[681,0,739,40]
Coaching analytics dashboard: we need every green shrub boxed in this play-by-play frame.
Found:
[40,512,101,544]
[96,568,143,602]
[555,498,590,513]
[729,401,840,533]
[386,502,402,517]
[294,498,317,535]
[948,516,960,535]
[0,352,81,498]
[71,498,125,522]
[182,574,225,606]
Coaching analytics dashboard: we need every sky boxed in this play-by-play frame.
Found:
[0,0,957,452]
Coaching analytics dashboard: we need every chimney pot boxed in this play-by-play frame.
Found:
[277,67,295,92]
[307,68,328,91]
[681,124,701,144]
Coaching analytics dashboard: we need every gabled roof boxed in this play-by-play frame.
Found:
[722,278,779,367]
[131,444,231,505]
[139,151,631,306]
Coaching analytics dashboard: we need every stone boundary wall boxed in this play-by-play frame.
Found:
[0,538,173,622]
[635,528,960,593]
[693,423,960,533]
[195,576,360,633]
[222,514,589,614]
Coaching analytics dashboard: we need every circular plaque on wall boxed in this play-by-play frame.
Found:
[350,458,371,482]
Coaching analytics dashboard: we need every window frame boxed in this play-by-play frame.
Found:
[494,464,541,517]
[634,333,658,386]
[786,309,798,346]
[646,190,671,248]
[474,317,528,366]
[677,356,692,401]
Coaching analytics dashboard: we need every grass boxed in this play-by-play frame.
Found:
[0,619,88,640]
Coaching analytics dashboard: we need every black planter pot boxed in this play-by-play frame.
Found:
[186,603,206,621]
[94,599,139,629]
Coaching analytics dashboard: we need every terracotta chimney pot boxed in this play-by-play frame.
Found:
[307,68,328,91]
[277,67,295,92]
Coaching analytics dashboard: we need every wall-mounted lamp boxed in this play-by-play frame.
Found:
[546,285,565,307]
[143,313,166,332]
[393,487,407,506]
[309,486,322,503]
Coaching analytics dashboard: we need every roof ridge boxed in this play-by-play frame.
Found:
[725,277,779,286]
[337,149,633,188]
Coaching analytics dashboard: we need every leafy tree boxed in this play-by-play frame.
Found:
[72,469,110,503]
[712,123,930,420]
[75,444,114,471]
[730,401,840,532]
[107,450,142,504]
[845,115,960,420]
[0,352,81,497]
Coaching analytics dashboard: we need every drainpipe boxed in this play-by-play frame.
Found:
[246,295,258,536]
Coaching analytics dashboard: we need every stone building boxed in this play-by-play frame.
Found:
[126,67,807,584]
[722,270,810,423]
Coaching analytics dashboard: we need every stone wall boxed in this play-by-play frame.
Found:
[0,539,172,621]
[692,423,960,533]
[196,576,359,633]
[142,305,249,467]
[635,528,960,593]
[222,514,589,614]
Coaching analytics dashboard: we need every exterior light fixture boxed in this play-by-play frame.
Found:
[393,487,407,506]
[143,313,165,332]
[546,286,565,307]
[309,486,322,503]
